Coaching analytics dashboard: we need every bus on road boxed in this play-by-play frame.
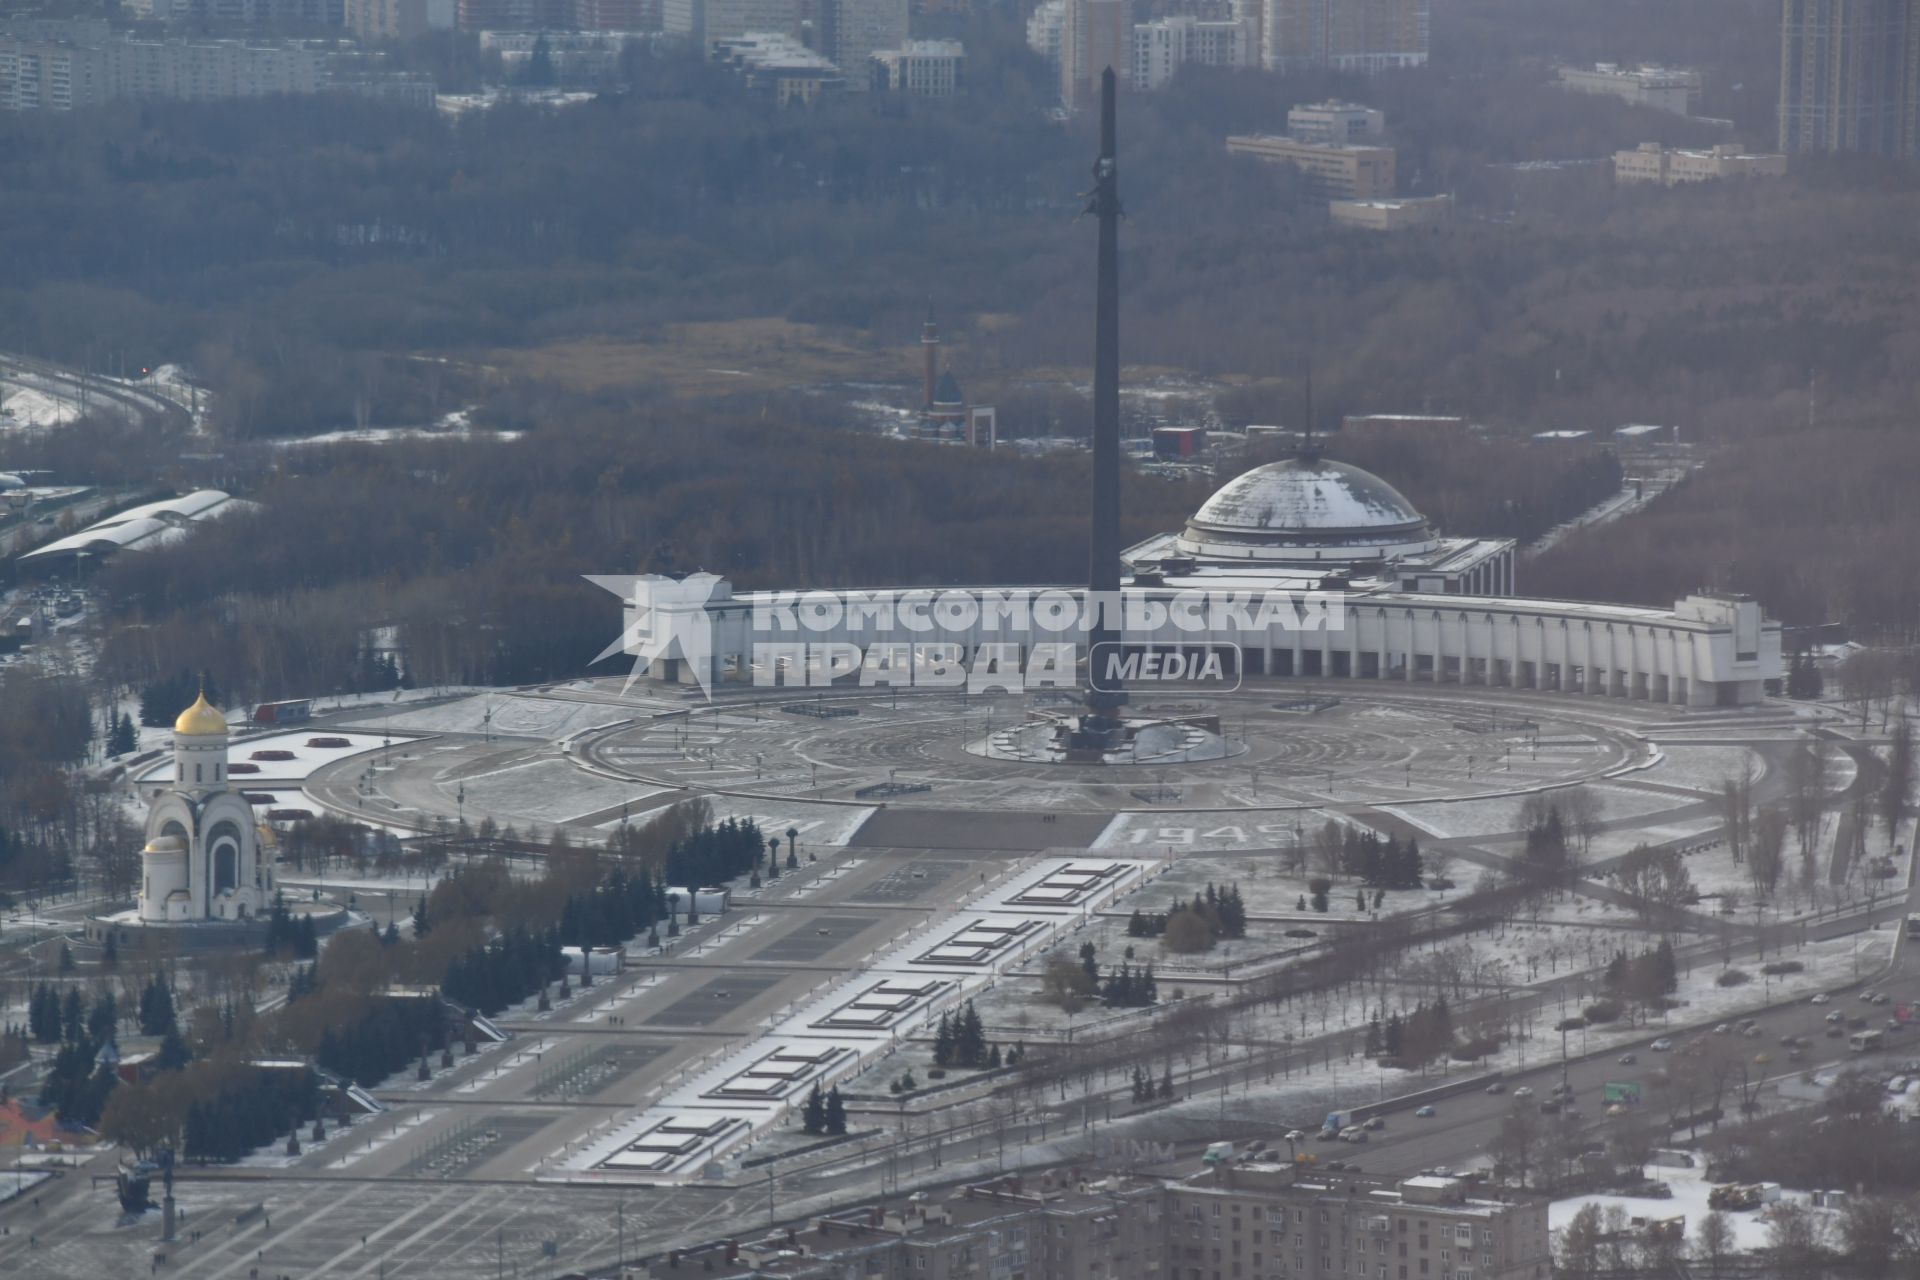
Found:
[1852,1029,1886,1054]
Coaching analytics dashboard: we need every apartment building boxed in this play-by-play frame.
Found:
[1061,0,1130,109]
[870,39,963,96]
[1613,141,1788,185]
[1261,0,1426,73]
[1027,0,1065,73]
[1166,1165,1549,1280]
[0,19,324,110]
[344,0,454,42]
[1133,15,1249,90]
[648,1168,1549,1280]
[1779,0,1919,157]
[1225,132,1396,198]
[830,0,908,91]
[663,0,801,47]
[650,1179,1168,1280]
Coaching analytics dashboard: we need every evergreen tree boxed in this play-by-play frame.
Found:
[410,896,431,938]
[802,1081,827,1134]
[87,992,117,1046]
[108,711,137,757]
[824,1085,847,1135]
[933,1011,955,1067]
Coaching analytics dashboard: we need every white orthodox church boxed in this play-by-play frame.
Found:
[136,691,279,923]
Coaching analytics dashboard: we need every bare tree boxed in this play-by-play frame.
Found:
[1750,805,1788,901]
[1882,717,1913,853]
[1695,1210,1735,1279]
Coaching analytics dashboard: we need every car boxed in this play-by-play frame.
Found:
[1485,1082,1506,1095]
[1851,1017,1870,1030]
[1364,1116,1386,1131]
[1873,994,1891,1006]
[1743,1025,1764,1038]
[1862,991,1879,1003]
[1789,1048,1807,1063]
[1316,1129,1341,1142]
[1606,1104,1626,1117]
[1651,1038,1673,1052]
[1539,1099,1561,1115]
[1341,1127,1369,1144]
[1286,1129,1306,1143]
[1430,1165,1454,1177]
[1415,1106,1437,1118]
[1618,1053,1637,1065]
[1827,1025,1846,1038]
[1714,1023,1732,1035]
[1812,993,1831,1005]
[1513,1086,1535,1099]
[1828,1011,1846,1023]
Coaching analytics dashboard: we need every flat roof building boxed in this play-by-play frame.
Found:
[1288,98,1384,143]
[711,32,843,105]
[1613,141,1788,185]
[870,38,963,96]
[1226,133,1396,199]
[1330,193,1450,230]
[1556,62,1700,116]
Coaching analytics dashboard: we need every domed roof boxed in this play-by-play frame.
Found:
[143,835,187,856]
[174,690,229,737]
[1178,457,1438,560]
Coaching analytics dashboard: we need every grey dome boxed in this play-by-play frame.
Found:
[1179,458,1436,557]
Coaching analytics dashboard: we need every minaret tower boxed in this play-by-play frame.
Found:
[921,300,939,411]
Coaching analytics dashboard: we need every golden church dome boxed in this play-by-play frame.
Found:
[174,690,229,737]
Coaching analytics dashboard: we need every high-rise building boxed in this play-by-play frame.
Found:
[662,0,799,46]
[1026,0,1065,73]
[1132,14,1249,91]
[1778,0,1920,158]
[830,0,907,90]
[345,0,455,42]
[1061,0,1128,109]
[1260,0,1424,73]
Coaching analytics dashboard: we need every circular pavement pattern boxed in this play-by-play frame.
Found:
[581,687,1649,813]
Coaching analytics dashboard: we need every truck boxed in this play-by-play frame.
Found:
[1908,915,1920,940]
[1322,1110,1357,1136]
[1202,1141,1234,1164]
[1852,1029,1886,1054]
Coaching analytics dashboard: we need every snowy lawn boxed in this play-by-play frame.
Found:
[135,729,411,785]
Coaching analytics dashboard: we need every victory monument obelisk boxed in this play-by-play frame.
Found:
[1070,67,1128,756]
